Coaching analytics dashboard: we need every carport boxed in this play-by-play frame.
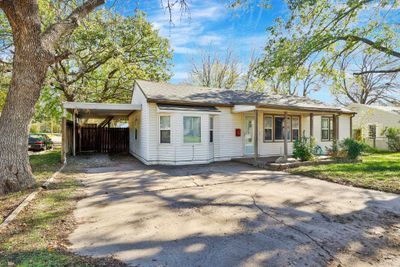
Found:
[62,102,141,161]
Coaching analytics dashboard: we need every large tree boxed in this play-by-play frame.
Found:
[50,10,171,103]
[257,0,400,82]
[0,0,183,195]
[189,48,241,89]
[330,50,399,105]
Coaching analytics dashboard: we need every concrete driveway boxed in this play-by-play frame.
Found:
[68,155,400,267]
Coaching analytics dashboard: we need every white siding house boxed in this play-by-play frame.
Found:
[127,80,354,165]
[347,104,400,149]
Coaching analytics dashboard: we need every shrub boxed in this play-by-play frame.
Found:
[339,138,367,160]
[326,139,339,157]
[353,128,362,141]
[293,136,315,161]
[382,127,400,152]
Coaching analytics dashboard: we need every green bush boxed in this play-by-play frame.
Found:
[30,124,40,134]
[339,138,367,160]
[382,127,400,152]
[293,136,315,161]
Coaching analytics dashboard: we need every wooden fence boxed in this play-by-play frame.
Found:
[80,126,129,153]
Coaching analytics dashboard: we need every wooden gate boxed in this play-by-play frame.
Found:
[79,126,129,153]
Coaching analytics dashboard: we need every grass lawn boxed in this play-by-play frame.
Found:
[0,150,63,225]
[289,152,400,194]
[0,150,126,266]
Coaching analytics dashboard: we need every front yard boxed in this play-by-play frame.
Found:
[0,150,63,225]
[289,152,400,194]
[0,150,126,267]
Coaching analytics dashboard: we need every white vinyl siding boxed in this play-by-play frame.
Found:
[129,90,353,164]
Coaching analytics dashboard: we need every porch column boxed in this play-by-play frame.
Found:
[283,112,288,160]
[350,114,354,138]
[254,110,259,165]
[332,114,337,142]
[309,113,314,137]
[73,109,76,156]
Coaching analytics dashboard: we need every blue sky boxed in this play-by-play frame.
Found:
[111,0,335,103]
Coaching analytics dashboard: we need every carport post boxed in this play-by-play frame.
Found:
[61,109,67,163]
[73,109,76,156]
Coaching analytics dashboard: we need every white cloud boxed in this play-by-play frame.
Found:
[197,34,223,46]
[148,0,229,58]
[173,46,197,55]
[172,71,190,82]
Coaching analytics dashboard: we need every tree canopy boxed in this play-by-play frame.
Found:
[257,0,400,82]
[0,3,172,123]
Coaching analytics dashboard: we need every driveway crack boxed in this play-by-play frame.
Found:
[251,195,341,265]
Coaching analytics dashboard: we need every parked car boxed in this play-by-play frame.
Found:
[28,134,53,151]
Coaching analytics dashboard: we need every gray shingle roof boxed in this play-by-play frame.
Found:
[135,80,354,113]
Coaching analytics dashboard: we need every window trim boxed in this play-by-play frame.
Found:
[292,116,300,141]
[368,124,377,139]
[159,115,171,144]
[321,116,333,142]
[263,115,273,142]
[263,114,301,143]
[183,116,202,144]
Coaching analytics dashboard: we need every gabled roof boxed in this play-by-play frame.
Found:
[135,80,354,114]
[347,103,400,116]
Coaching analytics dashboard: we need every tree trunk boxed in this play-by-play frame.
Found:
[0,0,106,195]
[0,3,48,195]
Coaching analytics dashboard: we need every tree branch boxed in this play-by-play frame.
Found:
[41,0,105,52]
[337,35,400,59]
[353,67,400,75]
[0,0,12,9]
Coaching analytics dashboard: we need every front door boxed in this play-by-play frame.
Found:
[244,116,255,155]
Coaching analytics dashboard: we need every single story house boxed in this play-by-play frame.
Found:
[62,80,355,165]
[347,103,400,149]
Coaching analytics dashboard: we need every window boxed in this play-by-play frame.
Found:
[264,116,273,141]
[134,128,138,140]
[292,116,300,141]
[209,117,214,143]
[184,116,201,143]
[159,116,171,143]
[321,117,333,141]
[263,114,301,142]
[274,116,291,140]
[368,124,376,139]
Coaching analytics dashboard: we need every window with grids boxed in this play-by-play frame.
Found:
[264,116,273,141]
[184,116,201,143]
[264,114,300,142]
[159,116,171,143]
[321,117,333,141]
[368,124,377,139]
[292,116,300,141]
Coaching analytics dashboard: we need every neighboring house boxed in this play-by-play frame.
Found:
[347,103,400,149]
[63,80,355,165]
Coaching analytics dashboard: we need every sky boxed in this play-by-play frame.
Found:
[110,0,336,104]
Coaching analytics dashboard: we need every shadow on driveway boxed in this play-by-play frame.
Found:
[67,154,400,267]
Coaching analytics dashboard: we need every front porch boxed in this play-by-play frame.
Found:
[233,104,353,162]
